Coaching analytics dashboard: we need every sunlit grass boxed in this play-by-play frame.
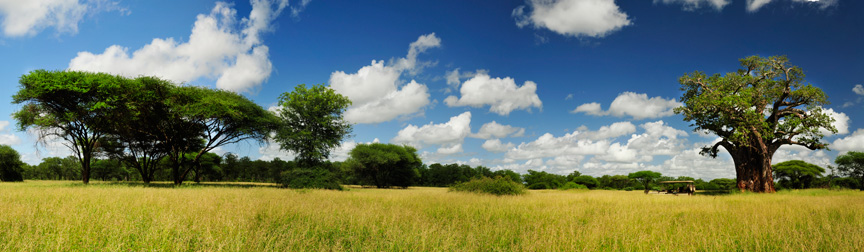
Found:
[1,181,862,251]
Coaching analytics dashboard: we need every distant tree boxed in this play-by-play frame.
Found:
[572,175,599,189]
[835,151,864,191]
[523,170,567,189]
[610,175,631,189]
[0,145,25,182]
[346,143,421,188]
[773,160,825,189]
[628,170,662,194]
[90,159,127,181]
[565,171,582,181]
[273,84,352,167]
[13,70,127,184]
[710,178,737,191]
[492,169,523,184]
[675,56,835,192]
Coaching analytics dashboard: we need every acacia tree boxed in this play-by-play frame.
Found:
[628,170,661,194]
[100,76,177,184]
[13,70,125,184]
[273,84,352,167]
[835,151,864,191]
[346,143,422,188]
[167,86,277,185]
[675,56,835,193]
[773,160,824,189]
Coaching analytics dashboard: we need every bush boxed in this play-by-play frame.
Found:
[623,187,634,191]
[560,182,588,190]
[450,176,526,196]
[0,145,24,182]
[280,168,343,190]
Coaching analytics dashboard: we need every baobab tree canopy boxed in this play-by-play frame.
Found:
[674,55,835,193]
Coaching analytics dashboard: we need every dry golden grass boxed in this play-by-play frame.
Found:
[1,180,862,251]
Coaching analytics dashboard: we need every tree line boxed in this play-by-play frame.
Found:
[4,55,864,193]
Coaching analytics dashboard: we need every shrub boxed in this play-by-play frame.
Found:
[280,168,343,190]
[450,176,526,196]
[560,182,588,190]
[623,187,634,191]
[0,145,24,182]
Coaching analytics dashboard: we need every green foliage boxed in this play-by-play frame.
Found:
[274,84,352,167]
[710,178,737,190]
[674,56,834,192]
[523,170,567,189]
[280,168,343,190]
[13,70,128,184]
[0,145,25,182]
[346,143,421,188]
[416,163,504,187]
[560,182,588,190]
[629,170,662,194]
[572,175,599,189]
[449,176,526,196]
[773,160,825,189]
[835,151,864,191]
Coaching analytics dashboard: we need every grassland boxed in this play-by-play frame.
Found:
[1,181,862,251]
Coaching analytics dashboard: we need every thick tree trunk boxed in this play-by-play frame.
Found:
[730,146,776,193]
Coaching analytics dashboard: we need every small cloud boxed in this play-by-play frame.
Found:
[513,0,632,38]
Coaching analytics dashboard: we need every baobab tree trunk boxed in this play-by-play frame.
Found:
[730,146,777,193]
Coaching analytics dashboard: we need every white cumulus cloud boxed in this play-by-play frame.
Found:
[472,121,525,139]
[392,112,472,153]
[330,34,439,124]
[853,84,864,96]
[0,121,21,146]
[0,0,125,37]
[819,108,849,136]
[482,139,515,153]
[68,0,293,93]
[832,129,864,152]
[577,121,636,141]
[444,73,542,116]
[572,92,682,120]
[512,0,631,38]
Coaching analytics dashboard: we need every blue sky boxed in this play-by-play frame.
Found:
[0,0,861,179]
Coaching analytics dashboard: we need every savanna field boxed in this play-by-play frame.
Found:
[1,181,862,251]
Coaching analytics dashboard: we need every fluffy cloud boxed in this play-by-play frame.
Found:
[444,73,542,116]
[747,0,838,12]
[819,108,849,136]
[832,129,864,152]
[653,0,730,10]
[392,112,472,153]
[0,121,21,146]
[503,120,688,173]
[68,0,292,93]
[655,147,734,180]
[437,144,463,155]
[471,121,525,139]
[772,145,833,168]
[577,121,635,141]
[0,0,125,37]
[854,84,864,96]
[330,34,439,124]
[572,92,682,120]
[512,0,631,38]
[482,139,515,153]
